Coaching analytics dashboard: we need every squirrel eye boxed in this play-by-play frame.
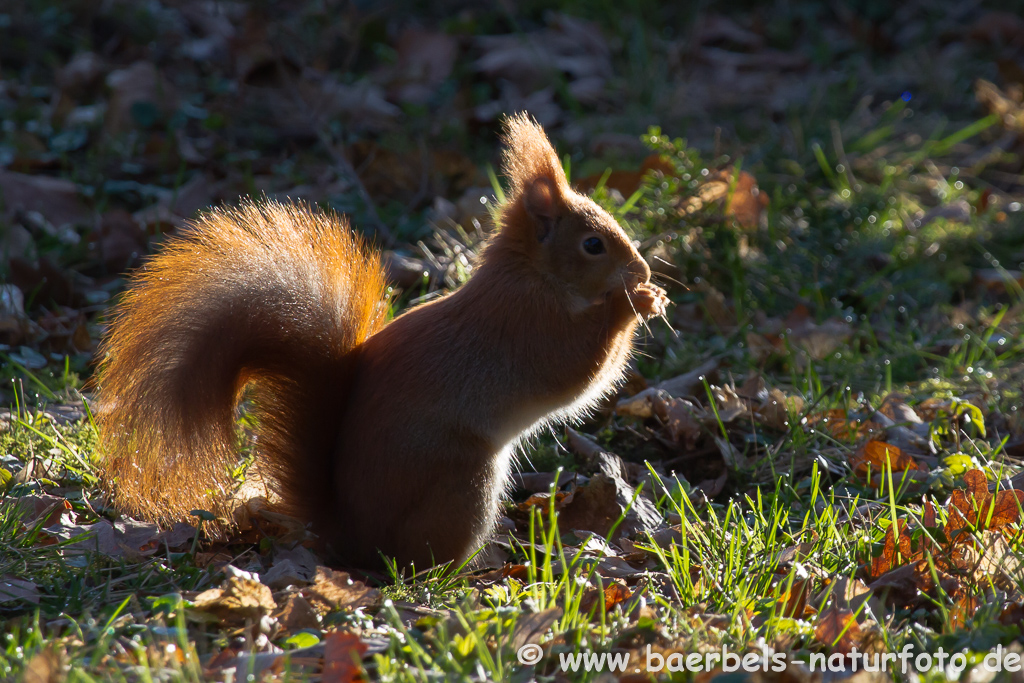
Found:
[582,236,605,255]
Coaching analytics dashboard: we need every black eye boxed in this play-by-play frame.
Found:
[582,236,605,255]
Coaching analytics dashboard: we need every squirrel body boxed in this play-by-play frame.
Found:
[96,115,667,568]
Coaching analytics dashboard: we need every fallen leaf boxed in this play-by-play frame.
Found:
[702,287,737,332]
[655,359,721,398]
[776,577,813,618]
[662,397,704,448]
[389,28,459,105]
[511,470,574,494]
[104,61,178,135]
[574,154,676,196]
[580,580,633,617]
[22,647,61,683]
[9,494,71,527]
[276,594,321,633]
[322,631,368,683]
[44,519,164,558]
[851,441,924,484]
[806,409,859,440]
[868,520,915,579]
[947,469,1024,537]
[0,170,91,227]
[717,168,769,229]
[510,607,562,651]
[949,590,980,631]
[516,490,573,512]
[304,567,380,614]
[192,576,276,623]
[8,257,85,309]
[814,606,862,654]
[976,79,1024,135]
[557,453,663,540]
[263,544,320,588]
[755,387,803,431]
[0,576,40,606]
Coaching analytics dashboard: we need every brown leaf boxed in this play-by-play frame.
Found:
[867,562,925,607]
[12,256,89,310]
[511,471,573,494]
[754,387,802,431]
[814,606,862,654]
[923,500,937,528]
[702,287,737,332]
[988,489,1024,531]
[192,576,277,623]
[104,61,178,136]
[43,519,164,559]
[322,631,367,683]
[807,408,859,440]
[1000,602,1024,626]
[655,358,721,398]
[580,580,633,617]
[0,576,40,606]
[948,469,1024,536]
[0,170,91,228]
[777,578,813,618]
[663,397,703,448]
[9,494,71,528]
[501,564,533,582]
[949,591,981,631]
[718,168,768,229]
[851,441,923,484]
[868,520,914,578]
[697,15,765,50]
[517,490,573,512]
[23,647,62,683]
[510,607,562,651]
[276,594,320,633]
[574,154,676,196]
[389,29,458,105]
[557,455,664,540]
[94,210,148,272]
[829,577,881,619]
[304,567,381,614]
[969,13,1024,49]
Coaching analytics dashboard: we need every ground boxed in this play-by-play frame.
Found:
[4,1,1024,681]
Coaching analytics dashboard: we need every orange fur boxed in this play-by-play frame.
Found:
[95,115,667,568]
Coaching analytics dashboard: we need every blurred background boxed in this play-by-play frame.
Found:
[2,0,1024,405]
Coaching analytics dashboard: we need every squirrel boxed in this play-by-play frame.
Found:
[95,114,669,569]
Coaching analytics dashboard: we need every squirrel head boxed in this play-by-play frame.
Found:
[498,113,651,312]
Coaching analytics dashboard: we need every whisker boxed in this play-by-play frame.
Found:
[659,311,679,337]
[651,271,687,288]
[619,273,656,337]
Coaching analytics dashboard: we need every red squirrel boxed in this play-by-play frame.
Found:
[95,114,669,568]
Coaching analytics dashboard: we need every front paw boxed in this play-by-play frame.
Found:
[629,283,669,320]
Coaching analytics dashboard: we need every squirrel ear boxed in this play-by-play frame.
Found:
[524,177,559,242]
[501,113,568,200]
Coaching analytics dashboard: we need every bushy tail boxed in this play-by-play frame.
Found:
[95,199,389,526]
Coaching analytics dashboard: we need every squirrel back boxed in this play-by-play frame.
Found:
[96,115,666,568]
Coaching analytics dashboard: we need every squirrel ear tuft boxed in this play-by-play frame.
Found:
[501,113,568,200]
